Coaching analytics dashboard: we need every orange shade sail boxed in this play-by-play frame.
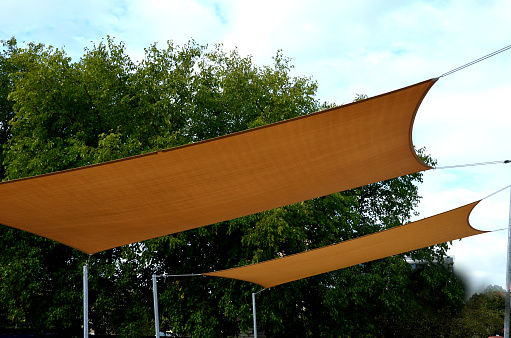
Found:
[0,79,435,254]
[204,201,486,288]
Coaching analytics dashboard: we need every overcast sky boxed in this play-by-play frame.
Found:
[2,0,510,295]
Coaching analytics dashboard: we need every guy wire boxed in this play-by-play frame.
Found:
[440,44,511,77]
[483,184,511,200]
[435,159,510,170]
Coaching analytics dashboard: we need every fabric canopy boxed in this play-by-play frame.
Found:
[0,79,436,254]
[204,201,486,288]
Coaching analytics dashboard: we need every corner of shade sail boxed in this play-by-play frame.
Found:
[409,78,440,172]
[464,199,492,236]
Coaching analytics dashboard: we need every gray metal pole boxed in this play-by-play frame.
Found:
[83,264,88,338]
[153,275,160,338]
[505,187,511,338]
[252,292,257,338]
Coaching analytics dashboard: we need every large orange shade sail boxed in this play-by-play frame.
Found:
[0,79,435,254]
[204,201,486,288]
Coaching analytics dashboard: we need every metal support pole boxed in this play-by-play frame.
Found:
[151,273,199,337]
[252,292,257,338]
[505,186,511,338]
[153,275,160,338]
[83,264,88,338]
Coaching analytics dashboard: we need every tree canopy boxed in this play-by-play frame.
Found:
[452,285,505,337]
[0,37,464,337]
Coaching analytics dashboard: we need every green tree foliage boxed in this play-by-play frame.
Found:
[0,37,461,337]
[380,261,466,338]
[0,38,16,180]
[452,285,505,338]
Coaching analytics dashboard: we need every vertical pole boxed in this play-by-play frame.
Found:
[505,187,511,338]
[83,264,88,338]
[252,292,257,338]
[153,275,160,338]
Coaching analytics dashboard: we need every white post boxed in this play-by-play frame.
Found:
[153,275,160,338]
[505,186,511,338]
[252,292,257,338]
[83,264,88,338]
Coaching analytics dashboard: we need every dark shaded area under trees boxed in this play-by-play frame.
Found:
[0,37,496,337]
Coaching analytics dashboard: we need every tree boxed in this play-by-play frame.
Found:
[0,37,459,337]
[379,260,467,337]
[0,38,17,180]
[452,285,505,337]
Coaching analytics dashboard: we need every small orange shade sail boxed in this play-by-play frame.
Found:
[204,201,486,288]
[0,79,435,254]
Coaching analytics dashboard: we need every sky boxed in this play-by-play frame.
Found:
[1,0,510,295]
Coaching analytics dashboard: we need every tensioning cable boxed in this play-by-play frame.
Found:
[434,159,510,170]
[440,44,511,77]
